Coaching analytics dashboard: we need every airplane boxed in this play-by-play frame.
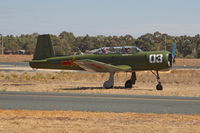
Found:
[29,34,176,91]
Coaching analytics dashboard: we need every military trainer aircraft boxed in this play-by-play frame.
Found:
[29,34,176,90]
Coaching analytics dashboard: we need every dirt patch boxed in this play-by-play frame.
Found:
[0,110,199,133]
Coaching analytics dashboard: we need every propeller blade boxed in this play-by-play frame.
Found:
[171,42,176,59]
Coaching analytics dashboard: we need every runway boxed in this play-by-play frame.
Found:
[0,91,200,114]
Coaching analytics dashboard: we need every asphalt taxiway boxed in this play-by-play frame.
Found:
[0,91,200,114]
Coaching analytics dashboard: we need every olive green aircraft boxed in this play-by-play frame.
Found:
[29,34,176,90]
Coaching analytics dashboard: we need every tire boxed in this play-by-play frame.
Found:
[125,80,133,88]
[105,86,113,89]
[156,83,163,91]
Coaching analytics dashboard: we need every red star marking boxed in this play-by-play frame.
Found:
[61,59,77,66]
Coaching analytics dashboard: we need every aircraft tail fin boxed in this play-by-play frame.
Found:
[33,34,55,60]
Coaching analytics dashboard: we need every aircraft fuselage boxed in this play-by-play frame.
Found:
[29,51,171,72]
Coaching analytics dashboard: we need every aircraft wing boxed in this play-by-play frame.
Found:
[75,59,132,72]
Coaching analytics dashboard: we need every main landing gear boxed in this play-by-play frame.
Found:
[125,72,136,88]
[151,71,163,91]
[103,71,163,91]
[103,72,137,89]
[103,72,115,89]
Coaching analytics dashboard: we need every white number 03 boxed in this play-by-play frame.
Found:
[149,54,163,63]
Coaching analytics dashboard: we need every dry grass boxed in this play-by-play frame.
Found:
[0,110,199,133]
[0,70,200,97]
[0,55,32,62]
[175,58,200,66]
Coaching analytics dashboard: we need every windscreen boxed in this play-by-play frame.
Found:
[89,46,142,54]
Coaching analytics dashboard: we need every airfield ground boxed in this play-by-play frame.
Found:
[0,70,200,97]
[0,55,200,133]
[0,55,33,62]
[0,110,200,133]
[0,55,200,97]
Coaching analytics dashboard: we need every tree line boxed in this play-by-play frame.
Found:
[1,31,200,58]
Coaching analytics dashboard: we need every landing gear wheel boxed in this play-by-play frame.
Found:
[103,81,114,89]
[125,80,133,88]
[156,83,163,91]
[105,86,113,89]
[151,71,164,91]
[103,73,115,89]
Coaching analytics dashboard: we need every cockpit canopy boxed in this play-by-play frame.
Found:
[87,46,143,55]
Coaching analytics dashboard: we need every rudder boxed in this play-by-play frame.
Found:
[33,34,55,60]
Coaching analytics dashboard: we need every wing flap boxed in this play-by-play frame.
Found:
[75,59,131,72]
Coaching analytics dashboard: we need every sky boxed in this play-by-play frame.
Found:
[0,0,200,37]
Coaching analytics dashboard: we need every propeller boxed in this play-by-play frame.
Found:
[168,42,176,67]
[171,42,176,63]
